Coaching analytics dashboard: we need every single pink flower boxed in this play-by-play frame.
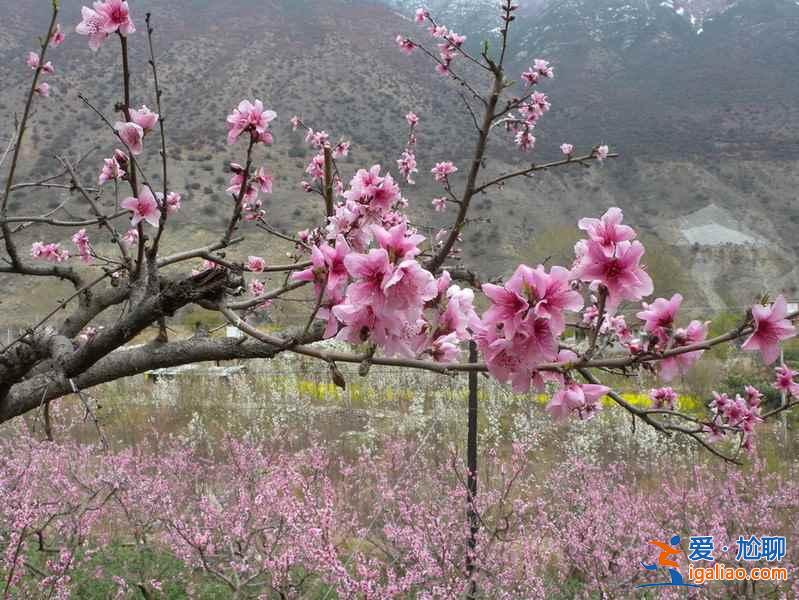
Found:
[658,320,708,381]
[76,5,109,50]
[521,68,540,87]
[774,364,799,397]
[333,141,350,158]
[560,143,574,156]
[114,121,144,155]
[253,167,273,194]
[382,259,437,319]
[574,240,653,308]
[98,155,125,185]
[121,228,139,246]
[343,248,393,310]
[637,293,683,344]
[34,83,50,97]
[431,161,457,183]
[405,112,419,127]
[78,326,98,344]
[742,295,797,364]
[293,237,351,296]
[50,24,65,47]
[121,186,160,228]
[480,282,528,338]
[547,382,608,421]
[396,35,415,54]
[71,229,93,264]
[95,0,135,35]
[415,8,429,23]
[577,207,636,252]
[432,197,447,212]
[333,302,378,345]
[649,387,678,410]
[165,192,181,214]
[435,284,477,342]
[289,116,302,131]
[397,150,417,184]
[515,130,536,152]
[247,256,266,273]
[595,145,610,161]
[430,332,460,363]
[523,265,584,334]
[372,222,424,263]
[343,165,401,212]
[130,105,159,131]
[533,58,554,78]
[744,385,763,408]
[226,99,276,145]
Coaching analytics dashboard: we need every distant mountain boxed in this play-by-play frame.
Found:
[0,0,798,323]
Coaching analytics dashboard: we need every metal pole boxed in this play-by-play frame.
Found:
[466,340,479,598]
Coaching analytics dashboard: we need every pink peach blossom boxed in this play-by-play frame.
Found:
[383,259,437,319]
[431,161,457,183]
[50,24,65,47]
[71,229,93,264]
[343,248,393,310]
[742,295,797,364]
[98,155,125,185]
[515,130,536,152]
[130,105,159,131]
[574,240,653,308]
[430,332,460,363]
[372,222,424,263]
[397,150,417,184]
[121,186,160,228]
[333,141,350,158]
[658,320,708,381]
[577,207,636,252]
[114,121,144,155]
[95,0,135,35]
[165,192,181,214]
[396,36,415,54]
[774,364,799,397]
[637,293,683,344]
[30,242,69,262]
[293,237,350,296]
[247,256,266,273]
[343,165,401,212]
[121,228,139,246]
[226,99,277,145]
[649,387,678,410]
[254,167,273,194]
[26,52,54,74]
[76,5,109,50]
[546,382,608,421]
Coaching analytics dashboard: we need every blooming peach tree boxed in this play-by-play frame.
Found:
[0,0,797,463]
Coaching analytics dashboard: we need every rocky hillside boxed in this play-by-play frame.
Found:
[0,0,797,323]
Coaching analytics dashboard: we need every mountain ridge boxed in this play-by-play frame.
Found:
[0,0,797,324]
